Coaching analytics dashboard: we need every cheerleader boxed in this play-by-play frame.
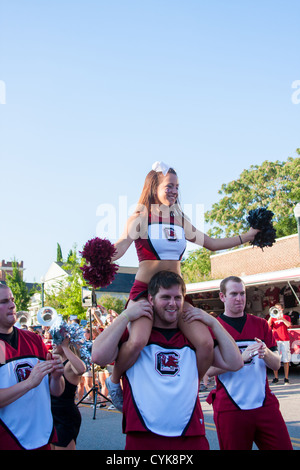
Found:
[104,162,259,410]
[51,337,86,450]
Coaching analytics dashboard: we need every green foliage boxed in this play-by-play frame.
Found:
[45,245,86,320]
[6,260,33,312]
[46,244,127,319]
[182,153,300,283]
[181,248,212,283]
[98,294,126,314]
[205,156,300,239]
[56,243,63,263]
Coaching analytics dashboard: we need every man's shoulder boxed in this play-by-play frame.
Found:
[18,328,43,342]
[18,328,47,354]
[246,314,271,329]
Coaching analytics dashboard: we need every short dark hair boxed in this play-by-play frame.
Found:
[220,276,244,295]
[148,271,186,298]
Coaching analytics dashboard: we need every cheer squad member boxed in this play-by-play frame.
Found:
[106,162,259,410]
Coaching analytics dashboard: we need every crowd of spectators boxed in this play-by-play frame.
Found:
[20,306,119,409]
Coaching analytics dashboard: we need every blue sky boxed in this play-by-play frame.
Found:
[0,0,299,283]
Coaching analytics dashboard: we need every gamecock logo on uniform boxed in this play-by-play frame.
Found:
[15,362,33,382]
[155,351,180,376]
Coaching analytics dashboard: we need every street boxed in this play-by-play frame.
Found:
[76,367,300,451]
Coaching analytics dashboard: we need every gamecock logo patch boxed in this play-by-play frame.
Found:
[155,351,180,376]
[15,362,33,382]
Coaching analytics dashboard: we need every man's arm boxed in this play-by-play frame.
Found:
[249,338,281,371]
[268,315,291,328]
[0,358,61,408]
[208,337,281,377]
[182,307,243,373]
[279,315,291,328]
[91,300,153,367]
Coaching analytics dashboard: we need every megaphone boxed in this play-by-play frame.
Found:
[37,307,59,327]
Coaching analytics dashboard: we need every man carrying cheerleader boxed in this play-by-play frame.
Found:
[82,164,271,412]
[92,271,243,450]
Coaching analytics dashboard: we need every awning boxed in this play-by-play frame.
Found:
[186,267,300,294]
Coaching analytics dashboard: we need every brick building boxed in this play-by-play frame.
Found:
[0,260,24,282]
[210,234,300,279]
[186,234,300,323]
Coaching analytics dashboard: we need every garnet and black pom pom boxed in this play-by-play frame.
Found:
[246,207,276,249]
[80,237,119,288]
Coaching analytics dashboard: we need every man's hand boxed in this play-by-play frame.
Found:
[25,354,63,390]
[48,353,64,380]
[242,338,269,362]
[26,359,54,390]
[0,355,65,408]
[253,338,268,359]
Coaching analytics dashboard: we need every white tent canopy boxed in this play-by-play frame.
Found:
[186,267,300,294]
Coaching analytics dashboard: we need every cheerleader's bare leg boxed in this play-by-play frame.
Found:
[178,301,214,381]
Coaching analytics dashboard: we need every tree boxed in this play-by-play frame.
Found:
[181,152,300,283]
[56,243,63,263]
[181,248,212,283]
[98,294,126,314]
[6,259,32,312]
[205,155,300,239]
[46,245,86,320]
[67,249,74,263]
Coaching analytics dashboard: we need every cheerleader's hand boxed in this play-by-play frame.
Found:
[122,299,153,323]
[182,304,215,327]
[245,227,260,242]
[61,336,71,350]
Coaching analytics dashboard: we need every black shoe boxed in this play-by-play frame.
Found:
[284,378,290,385]
[272,378,279,384]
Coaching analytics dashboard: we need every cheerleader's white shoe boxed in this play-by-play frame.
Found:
[105,376,123,412]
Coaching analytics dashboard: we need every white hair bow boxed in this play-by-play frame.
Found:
[152,161,171,176]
